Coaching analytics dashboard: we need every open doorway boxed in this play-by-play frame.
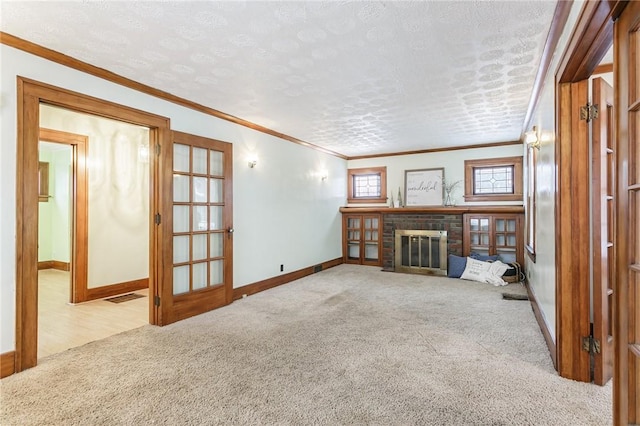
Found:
[36,104,151,359]
[15,78,169,372]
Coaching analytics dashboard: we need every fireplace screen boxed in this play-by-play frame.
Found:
[394,230,448,275]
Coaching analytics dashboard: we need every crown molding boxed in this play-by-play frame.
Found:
[347,140,522,161]
[0,32,347,160]
[522,0,574,131]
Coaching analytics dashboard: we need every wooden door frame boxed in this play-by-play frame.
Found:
[15,77,170,372]
[38,128,88,304]
[553,0,626,383]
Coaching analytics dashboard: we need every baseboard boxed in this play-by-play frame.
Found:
[37,260,70,271]
[232,257,343,301]
[85,278,149,302]
[525,280,557,370]
[1,351,16,378]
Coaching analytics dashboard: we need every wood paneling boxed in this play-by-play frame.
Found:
[0,351,16,379]
[232,258,343,301]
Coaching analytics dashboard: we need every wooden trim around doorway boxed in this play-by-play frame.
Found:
[553,0,626,384]
[16,77,168,372]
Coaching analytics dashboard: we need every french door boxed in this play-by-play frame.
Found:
[614,1,640,423]
[158,131,233,325]
[591,77,615,386]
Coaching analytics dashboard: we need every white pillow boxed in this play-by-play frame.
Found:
[460,257,492,283]
[489,260,511,277]
[485,260,512,286]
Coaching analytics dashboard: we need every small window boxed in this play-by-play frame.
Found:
[347,166,387,204]
[464,157,523,202]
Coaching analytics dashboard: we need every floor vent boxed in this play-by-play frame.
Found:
[313,264,323,273]
[105,293,145,304]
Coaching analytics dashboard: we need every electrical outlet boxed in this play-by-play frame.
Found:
[280,264,284,272]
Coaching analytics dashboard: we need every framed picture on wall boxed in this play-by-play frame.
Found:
[404,168,444,206]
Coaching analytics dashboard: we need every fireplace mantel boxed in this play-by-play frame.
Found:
[339,206,524,214]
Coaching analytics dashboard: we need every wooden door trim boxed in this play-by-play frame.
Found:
[557,0,625,83]
[555,80,591,382]
[16,77,169,372]
[553,0,629,384]
[38,128,88,304]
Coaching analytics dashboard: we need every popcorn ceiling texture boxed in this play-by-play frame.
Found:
[0,1,557,156]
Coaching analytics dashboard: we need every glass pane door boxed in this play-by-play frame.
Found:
[161,131,232,325]
[172,143,226,295]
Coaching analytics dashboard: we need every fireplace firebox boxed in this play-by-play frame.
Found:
[394,230,448,275]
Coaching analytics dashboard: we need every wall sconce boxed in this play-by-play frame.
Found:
[248,159,257,168]
[525,126,540,150]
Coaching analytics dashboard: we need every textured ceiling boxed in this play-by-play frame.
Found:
[1,1,558,157]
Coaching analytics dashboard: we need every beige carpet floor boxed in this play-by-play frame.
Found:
[1,264,611,425]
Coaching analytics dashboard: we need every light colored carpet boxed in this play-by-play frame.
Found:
[1,264,611,425]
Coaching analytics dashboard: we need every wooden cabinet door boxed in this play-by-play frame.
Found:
[342,214,381,266]
[463,214,524,266]
[464,215,492,258]
[361,215,381,266]
[344,215,362,264]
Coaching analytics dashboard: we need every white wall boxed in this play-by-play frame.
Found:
[348,144,524,207]
[38,144,72,264]
[0,45,346,353]
[524,0,586,343]
[40,105,150,288]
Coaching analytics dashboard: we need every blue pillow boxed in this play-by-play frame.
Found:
[470,252,499,262]
[448,255,467,278]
